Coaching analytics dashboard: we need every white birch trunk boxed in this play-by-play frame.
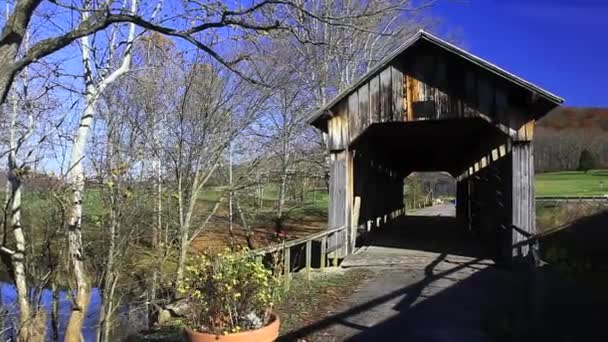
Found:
[7,90,32,341]
[64,89,95,342]
[65,2,137,340]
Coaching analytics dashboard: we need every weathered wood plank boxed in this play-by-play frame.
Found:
[407,75,419,120]
[328,151,349,257]
[320,235,327,272]
[284,247,291,290]
[329,156,346,230]
[391,66,404,120]
[348,92,359,142]
[370,75,380,123]
[512,142,535,258]
[380,68,392,121]
[305,240,312,281]
[352,195,361,251]
[515,120,535,142]
[327,101,349,151]
[358,83,370,134]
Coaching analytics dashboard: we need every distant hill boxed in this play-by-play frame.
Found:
[538,107,608,131]
[536,107,608,172]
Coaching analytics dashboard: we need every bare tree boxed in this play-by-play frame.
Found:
[0,0,434,108]
[63,2,138,340]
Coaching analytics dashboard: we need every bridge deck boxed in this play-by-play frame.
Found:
[304,205,527,341]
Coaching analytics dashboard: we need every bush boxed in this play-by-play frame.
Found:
[577,149,598,173]
[178,248,282,335]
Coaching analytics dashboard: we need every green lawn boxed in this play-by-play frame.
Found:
[535,170,608,197]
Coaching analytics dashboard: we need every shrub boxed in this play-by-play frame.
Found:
[178,248,282,335]
[577,149,598,173]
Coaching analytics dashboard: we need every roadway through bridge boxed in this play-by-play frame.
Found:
[297,205,529,341]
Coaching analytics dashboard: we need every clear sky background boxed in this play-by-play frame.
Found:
[431,0,607,107]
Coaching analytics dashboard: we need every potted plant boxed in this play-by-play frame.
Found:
[179,248,282,342]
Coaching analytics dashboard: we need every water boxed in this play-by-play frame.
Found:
[0,283,147,341]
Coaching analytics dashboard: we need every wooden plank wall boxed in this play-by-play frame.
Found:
[348,66,404,143]
[403,51,530,131]
[458,136,536,262]
[466,154,513,263]
[341,54,533,144]
[353,146,404,234]
[327,102,349,151]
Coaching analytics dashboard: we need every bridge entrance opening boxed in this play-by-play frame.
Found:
[404,172,456,215]
[348,119,511,261]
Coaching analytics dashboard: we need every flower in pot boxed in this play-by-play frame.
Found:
[179,248,283,342]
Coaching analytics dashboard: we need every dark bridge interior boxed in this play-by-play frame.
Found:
[350,119,513,262]
[353,118,508,176]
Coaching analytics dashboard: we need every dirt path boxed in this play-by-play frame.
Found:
[281,205,527,341]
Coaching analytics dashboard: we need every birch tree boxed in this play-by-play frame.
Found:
[0,0,436,108]
[63,1,138,340]
[0,10,67,339]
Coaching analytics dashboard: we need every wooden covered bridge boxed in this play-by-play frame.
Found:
[308,30,563,264]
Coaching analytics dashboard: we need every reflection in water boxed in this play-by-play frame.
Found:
[0,283,146,341]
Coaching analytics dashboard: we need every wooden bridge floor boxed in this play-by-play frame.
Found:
[294,205,528,341]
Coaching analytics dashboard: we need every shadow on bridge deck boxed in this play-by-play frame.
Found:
[344,206,493,268]
[280,243,525,341]
[359,215,488,257]
[278,207,528,340]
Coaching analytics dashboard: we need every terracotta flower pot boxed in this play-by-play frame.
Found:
[183,313,280,342]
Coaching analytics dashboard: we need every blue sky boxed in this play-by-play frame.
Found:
[431,0,608,107]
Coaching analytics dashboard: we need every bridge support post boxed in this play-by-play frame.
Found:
[328,150,352,258]
[511,141,536,259]
[456,177,471,232]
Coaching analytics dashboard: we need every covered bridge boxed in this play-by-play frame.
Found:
[308,30,563,264]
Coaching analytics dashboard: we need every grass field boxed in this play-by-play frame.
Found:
[535,170,608,197]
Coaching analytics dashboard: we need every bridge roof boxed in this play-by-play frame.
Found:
[308,30,564,127]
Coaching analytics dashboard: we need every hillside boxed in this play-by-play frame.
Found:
[538,107,608,131]
[535,107,608,172]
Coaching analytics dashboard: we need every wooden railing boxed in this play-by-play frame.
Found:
[536,196,608,203]
[252,225,348,290]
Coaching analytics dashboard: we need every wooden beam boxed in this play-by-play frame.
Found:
[512,141,535,258]
[305,240,312,281]
[284,247,291,290]
[320,236,327,272]
[515,120,535,142]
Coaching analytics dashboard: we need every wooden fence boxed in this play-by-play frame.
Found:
[536,196,608,203]
[252,225,347,290]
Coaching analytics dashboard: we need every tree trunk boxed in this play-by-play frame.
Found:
[5,91,31,342]
[277,170,288,220]
[64,93,94,342]
[235,198,255,249]
[176,196,195,287]
[174,174,192,286]
[97,199,117,342]
[9,174,31,341]
[228,142,234,240]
